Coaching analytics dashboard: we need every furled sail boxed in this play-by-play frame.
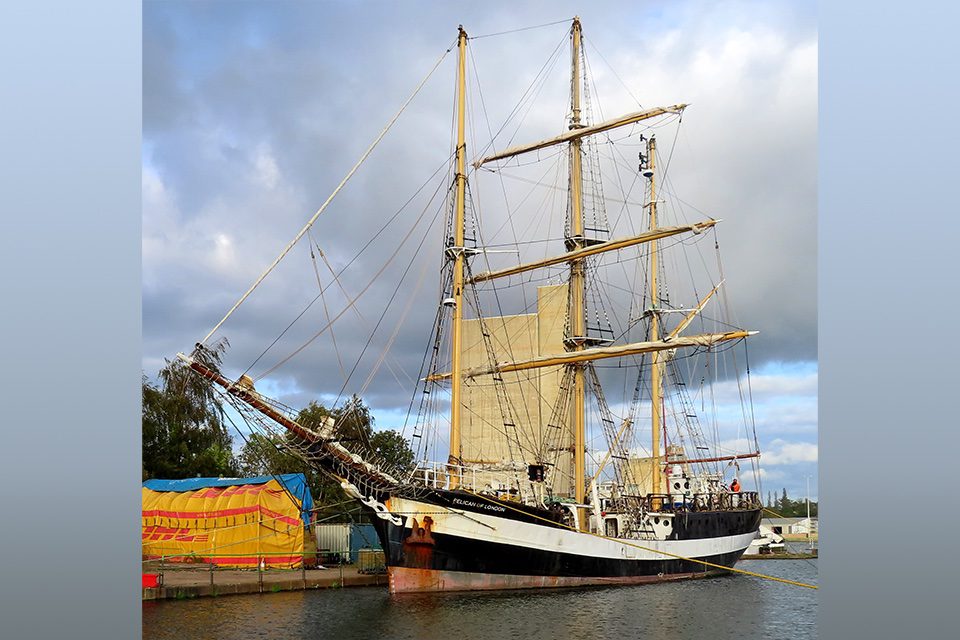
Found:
[467,220,717,284]
[426,330,755,381]
[474,104,687,167]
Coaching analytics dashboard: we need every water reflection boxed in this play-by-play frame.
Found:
[143,560,817,640]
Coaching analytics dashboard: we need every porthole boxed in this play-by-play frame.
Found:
[654,517,660,525]
[674,482,680,489]
[684,481,689,489]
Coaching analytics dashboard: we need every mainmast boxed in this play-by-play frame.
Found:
[646,135,663,496]
[568,17,587,526]
[448,26,468,478]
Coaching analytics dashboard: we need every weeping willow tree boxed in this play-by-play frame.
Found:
[142,339,236,480]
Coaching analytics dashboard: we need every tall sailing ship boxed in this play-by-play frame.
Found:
[180,18,764,593]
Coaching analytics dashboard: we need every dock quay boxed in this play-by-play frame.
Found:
[142,566,387,601]
[741,552,818,560]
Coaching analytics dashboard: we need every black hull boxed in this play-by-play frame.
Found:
[366,489,761,593]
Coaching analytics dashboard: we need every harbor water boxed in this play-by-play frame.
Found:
[143,559,817,639]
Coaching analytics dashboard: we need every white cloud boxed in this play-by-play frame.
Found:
[758,467,785,481]
[253,144,281,189]
[762,439,818,465]
[718,437,754,454]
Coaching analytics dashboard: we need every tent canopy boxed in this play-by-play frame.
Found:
[143,474,314,523]
[142,474,314,568]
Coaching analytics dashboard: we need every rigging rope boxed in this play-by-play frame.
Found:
[307,229,346,381]
[468,19,573,40]
[252,173,447,382]
[316,249,416,391]
[239,158,446,379]
[461,488,818,590]
[200,43,454,345]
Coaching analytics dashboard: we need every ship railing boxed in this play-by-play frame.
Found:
[415,461,480,492]
[414,461,532,501]
[638,491,761,513]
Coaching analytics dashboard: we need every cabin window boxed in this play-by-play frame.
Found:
[605,518,619,538]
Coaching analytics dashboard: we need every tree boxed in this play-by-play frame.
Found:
[235,430,334,505]
[142,339,236,480]
[780,488,788,513]
[236,395,416,520]
[370,430,416,475]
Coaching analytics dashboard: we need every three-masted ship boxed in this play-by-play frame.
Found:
[181,18,763,593]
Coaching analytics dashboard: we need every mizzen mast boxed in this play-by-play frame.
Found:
[448,26,468,479]
[568,16,588,527]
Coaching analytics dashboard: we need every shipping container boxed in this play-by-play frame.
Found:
[314,523,350,563]
[314,523,383,564]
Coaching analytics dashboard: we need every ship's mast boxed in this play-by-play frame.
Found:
[449,26,468,478]
[568,17,587,525]
[647,135,663,496]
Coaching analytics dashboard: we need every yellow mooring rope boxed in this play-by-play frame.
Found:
[460,489,818,590]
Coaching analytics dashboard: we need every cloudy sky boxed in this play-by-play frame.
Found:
[143,0,817,501]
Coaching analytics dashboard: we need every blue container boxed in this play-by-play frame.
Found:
[350,523,381,560]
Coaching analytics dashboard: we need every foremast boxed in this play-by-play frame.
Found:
[567,16,588,528]
[448,26,468,481]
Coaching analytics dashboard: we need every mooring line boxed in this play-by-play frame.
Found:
[458,489,818,590]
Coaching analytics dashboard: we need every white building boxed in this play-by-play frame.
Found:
[762,517,818,537]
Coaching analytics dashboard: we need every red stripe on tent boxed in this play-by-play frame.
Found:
[141,506,301,527]
[142,554,302,565]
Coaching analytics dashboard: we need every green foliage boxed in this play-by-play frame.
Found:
[771,487,819,518]
[236,431,333,505]
[142,340,237,480]
[236,394,416,519]
[370,430,416,475]
[780,499,817,518]
[141,344,415,517]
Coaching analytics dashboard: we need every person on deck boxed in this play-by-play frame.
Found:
[729,478,742,507]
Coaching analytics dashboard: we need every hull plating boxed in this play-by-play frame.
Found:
[388,566,716,593]
[369,490,760,594]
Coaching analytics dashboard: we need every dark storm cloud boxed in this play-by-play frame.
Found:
[143,1,816,431]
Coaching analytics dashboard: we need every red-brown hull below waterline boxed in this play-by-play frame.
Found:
[387,566,721,593]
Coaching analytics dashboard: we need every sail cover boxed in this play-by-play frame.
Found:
[142,474,313,568]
